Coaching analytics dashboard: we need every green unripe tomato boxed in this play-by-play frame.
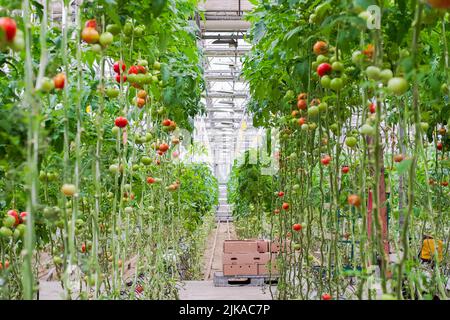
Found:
[420,122,429,131]
[153,61,161,70]
[360,124,376,136]
[380,69,393,84]
[387,77,408,95]
[141,156,152,165]
[307,106,319,117]
[318,102,328,112]
[109,164,119,174]
[308,123,317,131]
[0,226,13,238]
[112,126,120,135]
[332,61,344,72]
[145,133,153,141]
[321,75,331,88]
[365,66,381,80]
[284,90,295,101]
[345,136,358,148]
[13,228,21,239]
[11,34,25,51]
[106,24,121,35]
[99,32,114,47]
[17,224,26,237]
[301,124,309,131]
[134,25,145,37]
[127,74,137,83]
[330,78,344,91]
[91,44,102,53]
[311,61,319,70]
[3,215,16,228]
[106,87,120,98]
[330,123,339,133]
[316,55,328,64]
[39,77,55,93]
[124,207,133,214]
[53,256,63,266]
[123,22,133,36]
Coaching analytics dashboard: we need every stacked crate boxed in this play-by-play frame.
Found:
[222,240,280,276]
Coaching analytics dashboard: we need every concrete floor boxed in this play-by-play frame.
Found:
[178,281,274,300]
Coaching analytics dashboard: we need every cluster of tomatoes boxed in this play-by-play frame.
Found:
[0,16,24,51]
[162,118,177,132]
[38,73,66,93]
[273,191,304,233]
[0,210,27,240]
[81,19,114,51]
[313,41,346,92]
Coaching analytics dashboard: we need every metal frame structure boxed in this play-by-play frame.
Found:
[193,0,260,183]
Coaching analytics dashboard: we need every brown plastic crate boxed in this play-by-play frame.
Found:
[223,264,258,276]
[257,240,269,253]
[257,262,279,275]
[223,240,258,253]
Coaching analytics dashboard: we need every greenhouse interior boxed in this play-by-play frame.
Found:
[1,0,450,306]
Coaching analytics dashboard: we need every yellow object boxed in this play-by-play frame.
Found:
[421,239,443,262]
[86,105,91,113]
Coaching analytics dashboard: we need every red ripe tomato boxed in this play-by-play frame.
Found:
[278,191,285,197]
[442,181,449,187]
[274,209,280,215]
[427,0,450,8]
[321,155,331,165]
[19,212,28,223]
[81,243,86,253]
[317,63,332,77]
[0,17,17,42]
[437,142,443,151]
[81,27,99,44]
[313,41,328,55]
[85,19,97,29]
[146,177,156,184]
[348,194,361,207]
[282,202,289,210]
[369,102,376,114]
[159,143,169,152]
[137,65,147,74]
[53,73,65,89]
[291,110,299,118]
[297,99,307,110]
[113,61,126,74]
[136,97,146,108]
[322,293,332,300]
[393,154,404,163]
[162,119,171,126]
[4,260,9,269]
[298,117,307,125]
[114,116,128,128]
[7,210,20,226]
[115,74,127,83]
[342,166,349,174]
[128,66,139,75]
[292,223,302,232]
